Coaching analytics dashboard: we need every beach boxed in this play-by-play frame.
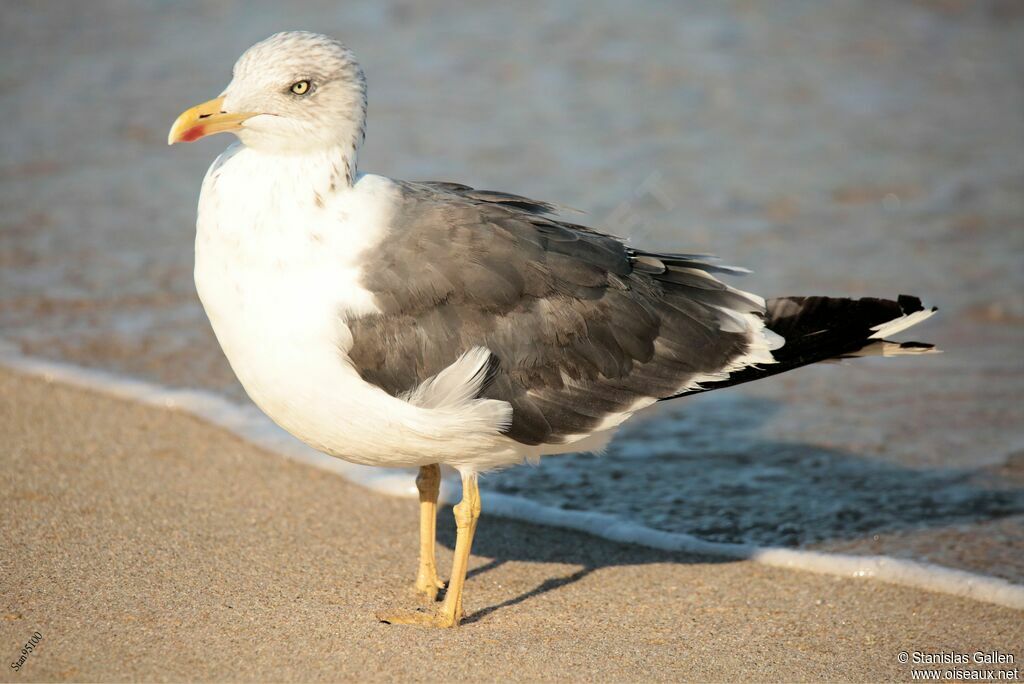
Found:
[3,367,1021,681]
[1,1,1023,679]
[2,0,1023,578]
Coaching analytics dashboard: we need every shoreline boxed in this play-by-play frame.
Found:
[2,364,1020,682]
[3,344,1021,611]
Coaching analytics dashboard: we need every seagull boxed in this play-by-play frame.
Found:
[168,31,937,628]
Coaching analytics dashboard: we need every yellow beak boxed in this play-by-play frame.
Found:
[167,96,258,145]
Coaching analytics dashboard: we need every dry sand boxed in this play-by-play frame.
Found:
[1,367,1020,682]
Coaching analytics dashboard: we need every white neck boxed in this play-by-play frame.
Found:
[233,144,358,209]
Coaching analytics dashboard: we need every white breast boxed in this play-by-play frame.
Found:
[194,145,516,470]
[196,145,388,345]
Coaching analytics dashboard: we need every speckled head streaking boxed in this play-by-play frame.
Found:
[222,31,367,156]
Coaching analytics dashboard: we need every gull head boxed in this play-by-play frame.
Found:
[168,31,367,154]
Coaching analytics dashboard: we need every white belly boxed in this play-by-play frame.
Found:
[197,251,343,442]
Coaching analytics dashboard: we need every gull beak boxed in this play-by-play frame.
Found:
[167,96,257,145]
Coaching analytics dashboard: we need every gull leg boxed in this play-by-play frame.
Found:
[413,464,445,601]
[436,471,480,625]
[378,471,481,628]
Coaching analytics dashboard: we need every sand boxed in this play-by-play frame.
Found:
[2,368,1020,682]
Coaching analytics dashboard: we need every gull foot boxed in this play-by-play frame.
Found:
[376,607,461,628]
[413,575,446,603]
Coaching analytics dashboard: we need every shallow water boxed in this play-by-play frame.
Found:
[2,1,1023,581]
[487,394,1024,545]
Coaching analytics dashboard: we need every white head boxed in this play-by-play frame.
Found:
[169,31,367,161]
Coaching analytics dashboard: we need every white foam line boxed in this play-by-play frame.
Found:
[483,493,1024,610]
[2,346,1022,611]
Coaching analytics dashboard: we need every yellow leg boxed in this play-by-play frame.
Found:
[413,464,445,601]
[378,471,481,628]
[437,472,480,625]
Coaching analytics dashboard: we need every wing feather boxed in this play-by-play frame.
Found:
[346,181,768,445]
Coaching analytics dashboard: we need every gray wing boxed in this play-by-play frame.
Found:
[347,180,765,446]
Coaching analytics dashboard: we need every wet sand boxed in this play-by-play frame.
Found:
[2,368,1021,682]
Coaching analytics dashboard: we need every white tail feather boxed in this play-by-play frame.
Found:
[847,340,941,358]
[869,307,937,339]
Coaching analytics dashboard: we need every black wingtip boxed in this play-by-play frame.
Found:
[897,294,939,316]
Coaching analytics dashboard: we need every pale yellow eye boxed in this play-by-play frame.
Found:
[290,80,311,95]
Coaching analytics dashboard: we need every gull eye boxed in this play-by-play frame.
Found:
[290,80,311,95]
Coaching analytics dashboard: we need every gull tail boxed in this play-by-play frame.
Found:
[673,294,938,397]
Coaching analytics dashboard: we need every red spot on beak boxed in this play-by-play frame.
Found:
[181,125,206,142]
